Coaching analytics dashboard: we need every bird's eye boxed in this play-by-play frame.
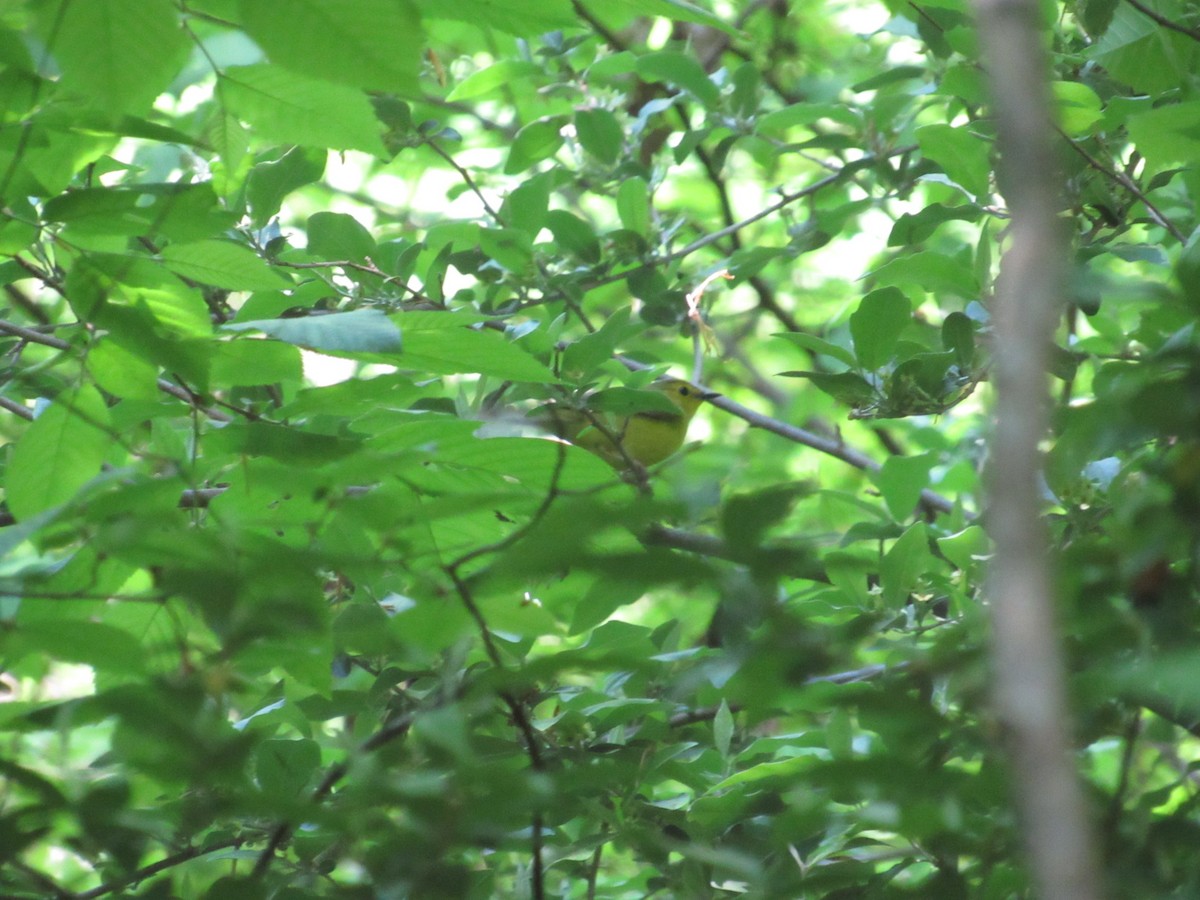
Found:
[679,386,691,396]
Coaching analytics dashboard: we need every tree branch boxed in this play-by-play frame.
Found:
[971,0,1103,897]
[1123,0,1200,42]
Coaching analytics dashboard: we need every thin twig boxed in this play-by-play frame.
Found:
[75,838,244,899]
[0,395,33,420]
[1123,0,1200,42]
[1059,127,1186,242]
[422,138,503,223]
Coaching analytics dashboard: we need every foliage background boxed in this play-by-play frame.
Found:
[1,0,1198,896]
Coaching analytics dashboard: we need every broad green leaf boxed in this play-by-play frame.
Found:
[545,209,601,263]
[1090,3,1192,94]
[504,117,566,174]
[888,204,981,247]
[775,332,857,369]
[34,0,188,115]
[1128,102,1200,173]
[447,60,542,101]
[210,340,304,386]
[780,370,876,407]
[225,308,402,353]
[246,147,327,227]
[8,619,146,674]
[87,337,160,400]
[5,385,113,520]
[714,699,734,758]
[616,177,651,237]
[255,738,321,798]
[850,288,911,371]
[598,0,737,36]
[942,311,975,367]
[561,307,637,376]
[414,0,576,33]
[873,453,936,520]
[637,51,720,108]
[937,525,989,573]
[479,226,534,272]
[916,123,990,199]
[403,324,554,381]
[880,522,931,606]
[306,211,377,262]
[870,251,979,299]
[1077,0,1118,36]
[852,66,927,92]
[238,0,422,94]
[162,240,292,291]
[1052,81,1103,137]
[574,108,624,165]
[755,103,859,133]
[218,64,387,154]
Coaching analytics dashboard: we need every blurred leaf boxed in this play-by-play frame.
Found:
[881,523,932,607]
[505,117,567,174]
[225,309,402,353]
[238,0,422,94]
[5,385,113,521]
[162,239,292,290]
[851,288,912,370]
[218,64,387,154]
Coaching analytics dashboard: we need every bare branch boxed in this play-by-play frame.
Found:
[971,0,1104,896]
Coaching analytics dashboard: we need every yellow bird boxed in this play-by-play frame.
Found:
[543,378,717,469]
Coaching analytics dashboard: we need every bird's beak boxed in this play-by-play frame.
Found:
[700,390,720,401]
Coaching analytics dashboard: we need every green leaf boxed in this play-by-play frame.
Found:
[238,0,422,94]
[210,340,304,386]
[502,175,552,235]
[225,309,402,353]
[34,0,189,115]
[1077,0,1118,36]
[414,0,576,33]
[447,60,542,101]
[1128,102,1200,173]
[616,177,651,237]
[403,320,554,380]
[218,64,387,154]
[873,453,936,520]
[246,147,327,227]
[779,370,876,407]
[714,700,733,758]
[504,117,566,174]
[306,211,377,262]
[1052,81,1103,137]
[598,0,737,36]
[546,209,601,263]
[915,123,991,199]
[636,51,720,108]
[775,332,857,369]
[5,385,114,520]
[888,204,981,247]
[850,288,912,370]
[755,103,859,134]
[870,251,979,299]
[574,108,624,164]
[942,311,975,368]
[9,619,147,674]
[880,522,932,606]
[937,525,988,574]
[87,337,160,400]
[162,240,292,291]
[255,738,321,798]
